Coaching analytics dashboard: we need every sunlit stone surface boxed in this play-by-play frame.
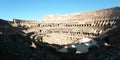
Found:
[10,7,120,53]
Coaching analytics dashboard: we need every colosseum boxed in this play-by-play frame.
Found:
[10,6,120,54]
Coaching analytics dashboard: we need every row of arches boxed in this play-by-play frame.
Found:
[40,29,101,38]
[39,23,60,27]
[93,20,117,27]
[65,20,117,27]
[65,24,92,27]
[39,19,118,28]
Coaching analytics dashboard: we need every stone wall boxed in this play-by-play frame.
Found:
[9,7,120,54]
[11,7,120,45]
[12,19,39,28]
[37,7,120,45]
[42,7,120,23]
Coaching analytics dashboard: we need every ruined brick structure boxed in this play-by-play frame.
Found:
[11,7,120,53]
[39,7,120,45]
[12,19,39,28]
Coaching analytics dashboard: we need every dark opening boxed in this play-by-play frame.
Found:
[104,36,110,43]
[67,48,77,53]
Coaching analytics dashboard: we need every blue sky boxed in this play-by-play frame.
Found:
[0,0,120,21]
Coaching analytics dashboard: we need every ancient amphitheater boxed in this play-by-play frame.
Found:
[1,7,120,55]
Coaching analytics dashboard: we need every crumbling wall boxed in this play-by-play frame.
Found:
[42,7,120,23]
[12,19,39,28]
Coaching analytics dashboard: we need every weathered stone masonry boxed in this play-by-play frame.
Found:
[11,7,120,53]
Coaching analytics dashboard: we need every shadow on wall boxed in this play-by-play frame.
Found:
[88,7,120,60]
[1,7,120,60]
[30,7,120,60]
[0,20,61,60]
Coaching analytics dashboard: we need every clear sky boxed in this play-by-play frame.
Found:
[0,0,120,21]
